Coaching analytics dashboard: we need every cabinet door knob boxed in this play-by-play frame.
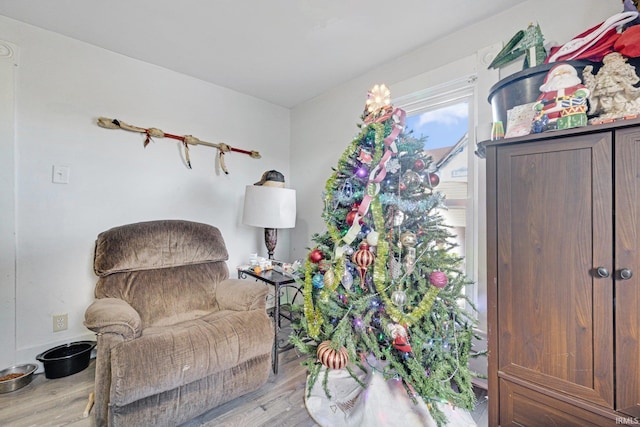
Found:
[620,268,633,280]
[596,266,610,278]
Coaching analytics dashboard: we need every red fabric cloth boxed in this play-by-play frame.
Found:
[546,26,621,63]
[615,25,640,57]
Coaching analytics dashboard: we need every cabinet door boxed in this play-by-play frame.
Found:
[496,133,614,408]
[615,128,640,417]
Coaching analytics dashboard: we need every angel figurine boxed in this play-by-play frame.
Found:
[583,52,640,121]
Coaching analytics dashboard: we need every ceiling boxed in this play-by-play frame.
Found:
[0,0,525,108]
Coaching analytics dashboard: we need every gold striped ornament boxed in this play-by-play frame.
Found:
[316,340,349,370]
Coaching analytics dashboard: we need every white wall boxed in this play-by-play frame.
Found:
[290,0,618,262]
[0,15,291,367]
[0,39,18,368]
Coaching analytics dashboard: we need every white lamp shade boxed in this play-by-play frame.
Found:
[242,185,296,229]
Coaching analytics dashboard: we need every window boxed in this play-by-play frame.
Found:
[394,76,480,321]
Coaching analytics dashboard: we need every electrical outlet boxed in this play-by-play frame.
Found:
[52,165,70,184]
[52,313,68,332]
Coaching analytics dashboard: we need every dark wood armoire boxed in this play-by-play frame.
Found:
[485,119,640,426]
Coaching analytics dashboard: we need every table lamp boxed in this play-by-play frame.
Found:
[242,185,296,259]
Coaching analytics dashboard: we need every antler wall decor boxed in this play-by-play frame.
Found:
[97,117,261,174]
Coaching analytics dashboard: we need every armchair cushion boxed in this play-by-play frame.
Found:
[95,263,228,327]
[84,298,142,340]
[94,220,229,276]
[216,278,268,311]
[109,309,273,406]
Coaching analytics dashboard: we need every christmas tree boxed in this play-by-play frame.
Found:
[290,84,479,426]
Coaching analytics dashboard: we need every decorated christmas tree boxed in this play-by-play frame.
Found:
[290,84,479,426]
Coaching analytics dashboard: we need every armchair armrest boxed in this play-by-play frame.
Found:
[84,298,142,341]
[216,278,268,311]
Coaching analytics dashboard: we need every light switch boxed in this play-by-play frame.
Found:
[52,165,70,184]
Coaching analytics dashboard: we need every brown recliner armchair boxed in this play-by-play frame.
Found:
[84,220,273,427]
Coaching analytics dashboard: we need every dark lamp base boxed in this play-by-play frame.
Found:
[265,228,278,259]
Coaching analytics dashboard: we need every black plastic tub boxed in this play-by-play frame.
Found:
[36,341,96,379]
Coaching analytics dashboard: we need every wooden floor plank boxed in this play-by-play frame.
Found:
[0,347,487,426]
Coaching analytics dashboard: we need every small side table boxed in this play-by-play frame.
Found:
[237,268,301,374]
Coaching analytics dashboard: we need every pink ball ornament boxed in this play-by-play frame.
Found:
[429,270,448,288]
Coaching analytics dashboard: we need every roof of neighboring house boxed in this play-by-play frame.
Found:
[424,132,469,171]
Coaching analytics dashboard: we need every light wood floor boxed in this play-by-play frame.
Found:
[0,348,488,427]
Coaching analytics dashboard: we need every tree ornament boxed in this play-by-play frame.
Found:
[365,83,391,116]
[341,270,353,290]
[319,260,331,273]
[346,203,362,226]
[323,268,336,289]
[309,249,324,263]
[339,180,354,199]
[358,148,373,164]
[413,158,426,171]
[404,250,416,273]
[317,340,349,370]
[312,273,325,289]
[387,323,412,353]
[366,230,380,246]
[346,210,357,226]
[391,289,407,307]
[352,242,375,290]
[354,165,369,179]
[402,170,422,191]
[400,231,417,247]
[400,231,418,273]
[429,270,448,288]
[393,210,405,227]
[389,257,402,280]
[428,172,440,188]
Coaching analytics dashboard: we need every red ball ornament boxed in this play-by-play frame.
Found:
[346,204,363,226]
[346,210,357,226]
[428,172,440,188]
[309,249,324,263]
[414,158,426,171]
[317,340,349,370]
[429,270,448,288]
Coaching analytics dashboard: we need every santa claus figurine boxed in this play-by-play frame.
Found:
[531,63,591,133]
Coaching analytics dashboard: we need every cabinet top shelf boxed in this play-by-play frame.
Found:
[478,116,640,154]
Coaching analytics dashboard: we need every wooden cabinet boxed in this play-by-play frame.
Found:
[486,121,640,425]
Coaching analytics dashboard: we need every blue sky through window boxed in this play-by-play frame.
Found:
[405,102,468,150]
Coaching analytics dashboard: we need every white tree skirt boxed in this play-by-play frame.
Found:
[305,363,477,427]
